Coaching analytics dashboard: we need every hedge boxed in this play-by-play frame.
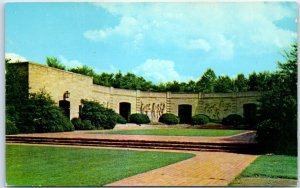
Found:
[79,100,119,129]
[222,114,243,126]
[71,118,95,130]
[192,114,210,125]
[159,113,179,125]
[129,113,150,124]
[16,91,74,133]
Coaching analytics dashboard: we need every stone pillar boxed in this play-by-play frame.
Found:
[166,92,171,113]
[109,87,114,109]
[136,90,141,113]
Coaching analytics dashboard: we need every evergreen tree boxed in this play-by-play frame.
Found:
[196,68,217,93]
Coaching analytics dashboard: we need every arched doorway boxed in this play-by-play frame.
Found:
[178,104,192,124]
[119,102,131,121]
[59,100,70,119]
[243,103,257,126]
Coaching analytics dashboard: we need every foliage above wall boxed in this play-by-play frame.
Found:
[44,56,278,93]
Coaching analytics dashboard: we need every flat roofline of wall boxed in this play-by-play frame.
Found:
[17,61,93,79]
[12,62,263,96]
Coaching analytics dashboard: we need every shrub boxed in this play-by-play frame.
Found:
[6,118,19,135]
[129,113,150,124]
[71,118,95,130]
[79,100,118,129]
[222,114,243,126]
[159,113,179,125]
[115,114,127,124]
[257,118,297,155]
[16,91,74,133]
[192,114,210,125]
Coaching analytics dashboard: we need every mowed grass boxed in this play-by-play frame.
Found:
[95,129,246,137]
[230,155,297,186]
[6,145,195,186]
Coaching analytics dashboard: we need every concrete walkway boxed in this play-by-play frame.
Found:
[106,151,257,186]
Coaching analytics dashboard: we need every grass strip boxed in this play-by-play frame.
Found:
[93,128,246,137]
[6,144,194,186]
[230,155,297,186]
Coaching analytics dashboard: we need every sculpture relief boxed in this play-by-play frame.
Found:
[140,102,166,120]
[202,100,232,119]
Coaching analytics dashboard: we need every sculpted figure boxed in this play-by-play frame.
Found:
[151,103,156,119]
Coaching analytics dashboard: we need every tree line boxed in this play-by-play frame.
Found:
[46,57,278,93]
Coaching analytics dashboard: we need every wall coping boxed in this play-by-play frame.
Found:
[13,62,263,97]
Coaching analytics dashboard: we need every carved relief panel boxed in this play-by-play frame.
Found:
[201,99,234,120]
[140,101,166,121]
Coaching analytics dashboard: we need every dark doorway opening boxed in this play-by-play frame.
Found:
[119,102,131,121]
[59,100,70,119]
[243,103,257,127]
[178,104,192,124]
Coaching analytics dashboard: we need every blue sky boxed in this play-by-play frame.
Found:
[5,2,298,83]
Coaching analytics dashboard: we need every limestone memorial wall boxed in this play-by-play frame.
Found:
[14,62,262,122]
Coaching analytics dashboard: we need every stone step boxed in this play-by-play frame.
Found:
[6,136,258,154]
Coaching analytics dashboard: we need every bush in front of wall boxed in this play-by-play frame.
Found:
[71,118,95,130]
[6,118,19,135]
[158,113,180,125]
[222,114,244,126]
[191,114,210,125]
[16,91,74,133]
[79,100,119,129]
[116,114,127,124]
[128,113,150,124]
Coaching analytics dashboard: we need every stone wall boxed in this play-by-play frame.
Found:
[15,62,262,121]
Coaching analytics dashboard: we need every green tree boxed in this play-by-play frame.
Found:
[166,81,181,92]
[256,71,273,91]
[233,74,249,92]
[112,71,123,88]
[247,72,259,91]
[93,73,114,87]
[185,80,197,92]
[69,65,95,77]
[196,68,216,93]
[214,75,234,93]
[153,82,167,92]
[6,60,29,134]
[46,57,66,70]
[256,43,297,155]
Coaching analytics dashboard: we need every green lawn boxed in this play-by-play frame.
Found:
[94,129,246,137]
[230,155,297,186]
[6,144,195,186]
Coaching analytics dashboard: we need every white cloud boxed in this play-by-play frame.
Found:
[88,2,296,59]
[186,39,211,52]
[84,16,140,42]
[5,53,27,63]
[58,55,82,68]
[216,35,234,59]
[133,59,181,83]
